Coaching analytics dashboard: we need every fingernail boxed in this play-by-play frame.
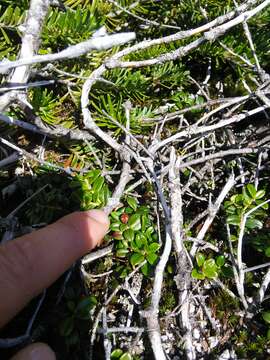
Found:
[11,343,56,360]
[86,210,110,227]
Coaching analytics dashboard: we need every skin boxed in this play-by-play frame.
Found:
[0,210,110,360]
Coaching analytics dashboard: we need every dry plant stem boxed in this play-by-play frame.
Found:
[255,267,270,304]
[97,326,143,334]
[80,1,263,154]
[8,0,50,82]
[106,0,270,69]
[244,262,270,273]
[81,65,123,154]
[141,231,171,360]
[0,113,95,142]
[104,104,132,214]
[142,95,249,123]
[139,155,174,360]
[150,105,268,153]
[211,279,237,299]
[82,245,113,265]
[105,0,257,68]
[0,137,73,175]
[0,0,50,112]
[178,147,262,169]
[103,279,111,360]
[226,224,242,298]
[0,80,55,93]
[190,174,235,257]
[168,148,195,360]
[89,261,146,360]
[237,199,270,309]
[0,33,136,73]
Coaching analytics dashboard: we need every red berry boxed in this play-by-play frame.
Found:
[120,213,129,224]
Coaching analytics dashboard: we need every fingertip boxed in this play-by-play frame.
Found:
[58,209,110,252]
[84,209,110,246]
[85,209,110,229]
[11,343,56,360]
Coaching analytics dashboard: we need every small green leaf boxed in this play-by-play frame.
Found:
[111,349,123,359]
[262,312,270,324]
[196,252,205,267]
[110,222,120,231]
[128,213,141,230]
[191,268,205,280]
[120,352,132,360]
[116,249,129,257]
[145,226,154,239]
[123,228,135,242]
[146,252,158,265]
[247,184,257,198]
[216,255,225,267]
[203,259,218,279]
[227,214,241,226]
[230,235,238,242]
[265,247,270,257]
[126,196,138,211]
[255,189,265,199]
[167,264,174,274]
[141,214,149,231]
[148,242,160,253]
[246,218,263,229]
[130,253,144,267]
[110,211,119,221]
[92,176,104,192]
[141,262,151,276]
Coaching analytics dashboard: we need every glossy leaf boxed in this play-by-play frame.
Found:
[141,262,150,276]
[196,252,205,267]
[148,242,160,253]
[123,228,135,242]
[191,268,205,280]
[92,176,104,192]
[130,253,144,267]
[120,353,132,360]
[126,196,138,211]
[227,214,241,226]
[262,312,270,324]
[245,218,263,229]
[128,213,141,230]
[111,349,123,359]
[216,255,225,267]
[110,222,120,231]
[255,189,265,199]
[146,252,158,265]
[247,184,257,198]
[145,226,154,239]
[116,249,129,257]
[203,259,218,279]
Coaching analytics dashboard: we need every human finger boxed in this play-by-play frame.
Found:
[10,343,56,360]
[0,210,109,328]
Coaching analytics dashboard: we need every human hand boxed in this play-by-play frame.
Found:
[0,210,109,359]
